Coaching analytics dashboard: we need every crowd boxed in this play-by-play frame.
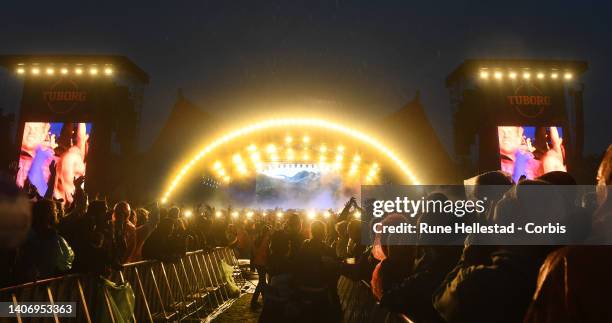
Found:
[0,143,610,323]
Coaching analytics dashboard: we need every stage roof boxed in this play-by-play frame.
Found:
[0,54,149,83]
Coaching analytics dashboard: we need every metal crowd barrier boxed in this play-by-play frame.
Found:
[0,247,244,322]
[337,276,414,323]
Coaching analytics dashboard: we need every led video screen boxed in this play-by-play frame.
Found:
[255,163,357,209]
[497,126,566,182]
[17,122,92,203]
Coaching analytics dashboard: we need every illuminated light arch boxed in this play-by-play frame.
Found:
[160,118,420,203]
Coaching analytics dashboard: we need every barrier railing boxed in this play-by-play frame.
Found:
[0,247,244,322]
[337,276,414,323]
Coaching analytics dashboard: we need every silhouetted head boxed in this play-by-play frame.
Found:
[310,220,326,242]
[31,199,57,233]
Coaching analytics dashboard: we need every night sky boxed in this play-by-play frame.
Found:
[1,0,611,155]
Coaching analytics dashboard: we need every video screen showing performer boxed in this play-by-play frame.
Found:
[497,126,566,182]
[16,122,91,203]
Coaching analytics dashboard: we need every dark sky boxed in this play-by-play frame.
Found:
[1,0,611,154]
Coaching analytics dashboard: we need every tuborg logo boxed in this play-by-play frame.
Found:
[506,83,551,118]
[42,79,87,114]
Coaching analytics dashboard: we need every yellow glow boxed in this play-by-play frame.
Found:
[184,210,193,217]
[494,71,502,79]
[509,72,517,79]
[285,136,293,144]
[479,71,489,79]
[276,211,284,218]
[31,68,40,75]
[551,73,559,79]
[90,68,98,75]
[232,154,243,163]
[523,72,531,80]
[16,67,25,74]
[320,145,327,153]
[266,144,277,154]
[104,67,113,75]
[223,175,231,183]
[75,68,83,75]
[537,72,545,79]
[353,155,361,162]
[335,154,343,162]
[354,211,361,219]
[216,211,222,218]
[159,118,420,201]
[46,68,54,75]
[303,153,310,161]
[213,161,222,169]
[564,73,573,80]
[231,211,239,218]
[337,145,345,152]
[247,211,254,218]
[247,144,257,152]
[303,136,310,143]
[60,68,68,75]
[323,211,330,218]
[307,210,316,219]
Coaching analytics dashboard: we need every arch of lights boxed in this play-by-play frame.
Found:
[160,118,420,203]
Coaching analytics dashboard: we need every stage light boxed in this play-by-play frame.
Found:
[320,145,327,153]
[307,210,316,219]
[247,144,257,152]
[337,145,345,152]
[75,68,83,75]
[104,67,113,76]
[353,211,361,219]
[523,72,531,80]
[285,136,293,144]
[564,73,573,80]
[494,71,502,80]
[323,211,331,218]
[46,68,54,75]
[232,154,243,164]
[218,169,226,176]
[231,211,239,218]
[537,72,545,79]
[335,154,343,162]
[90,68,98,76]
[266,144,277,154]
[303,136,310,143]
[184,210,193,217]
[161,197,168,204]
[60,68,68,75]
[479,71,489,79]
[247,211,254,218]
[276,211,284,218]
[31,67,40,75]
[508,72,517,79]
[223,175,230,183]
[353,155,361,162]
[551,73,559,79]
[216,211,222,218]
[213,161,222,170]
[237,165,248,175]
[271,154,279,161]
[302,153,310,161]
[16,67,25,75]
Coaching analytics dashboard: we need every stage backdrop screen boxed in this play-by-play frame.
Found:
[17,122,92,203]
[497,126,566,182]
[255,163,356,210]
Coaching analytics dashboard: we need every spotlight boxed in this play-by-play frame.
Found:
[354,211,361,219]
[353,155,361,162]
[276,211,284,218]
[46,68,54,75]
[337,145,345,152]
[302,153,310,161]
[104,67,113,76]
[16,67,25,75]
[335,154,343,161]
[537,72,545,79]
[564,73,573,80]
[31,67,40,75]
[307,210,316,219]
[494,71,502,79]
[231,211,239,218]
[75,68,83,75]
[323,211,330,218]
[479,71,489,79]
[320,145,327,153]
[285,136,293,144]
[266,144,277,153]
[551,73,559,79]
[223,175,230,183]
[90,68,98,76]
[232,154,243,163]
[508,72,517,79]
[216,211,222,218]
[60,68,68,75]
[247,211,254,218]
[184,210,193,217]
[213,161,222,169]
[247,144,257,152]
[161,197,168,204]
[523,72,531,80]
[303,136,310,143]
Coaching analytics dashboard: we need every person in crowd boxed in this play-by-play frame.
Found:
[112,201,159,263]
[142,215,184,262]
[331,220,349,259]
[69,200,114,274]
[523,144,612,323]
[284,213,305,261]
[251,224,271,309]
[14,199,74,283]
[135,208,149,227]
